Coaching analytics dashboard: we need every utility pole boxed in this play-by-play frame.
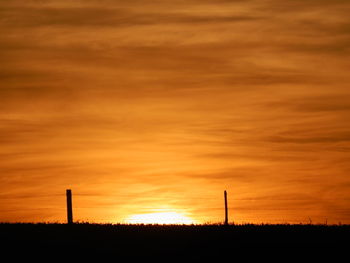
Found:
[66,189,73,224]
[224,190,228,225]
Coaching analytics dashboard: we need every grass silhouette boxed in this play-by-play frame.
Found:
[1,223,349,261]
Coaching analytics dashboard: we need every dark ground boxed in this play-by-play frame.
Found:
[1,223,349,261]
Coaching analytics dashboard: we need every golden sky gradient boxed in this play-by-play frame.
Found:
[1,0,350,224]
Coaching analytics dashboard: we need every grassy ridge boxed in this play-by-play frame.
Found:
[1,223,349,260]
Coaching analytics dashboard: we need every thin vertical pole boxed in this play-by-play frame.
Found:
[66,189,73,224]
[224,190,228,225]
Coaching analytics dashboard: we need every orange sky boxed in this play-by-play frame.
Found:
[0,0,350,224]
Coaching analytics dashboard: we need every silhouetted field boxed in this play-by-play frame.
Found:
[1,223,349,261]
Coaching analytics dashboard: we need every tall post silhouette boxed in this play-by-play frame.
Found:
[66,189,73,224]
[224,190,228,225]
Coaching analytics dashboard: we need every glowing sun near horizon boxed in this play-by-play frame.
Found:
[125,212,196,225]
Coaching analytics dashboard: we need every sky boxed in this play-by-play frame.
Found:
[0,0,350,224]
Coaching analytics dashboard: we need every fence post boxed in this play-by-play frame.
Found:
[66,189,73,224]
[224,190,228,225]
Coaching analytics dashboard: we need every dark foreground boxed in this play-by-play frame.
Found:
[1,223,349,261]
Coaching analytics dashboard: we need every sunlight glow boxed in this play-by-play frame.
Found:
[126,212,195,225]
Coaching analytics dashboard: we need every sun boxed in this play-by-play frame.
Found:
[125,211,195,225]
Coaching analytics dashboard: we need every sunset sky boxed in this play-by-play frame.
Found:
[1,0,349,224]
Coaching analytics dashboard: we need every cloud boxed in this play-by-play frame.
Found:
[278,95,350,112]
[0,5,261,28]
[1,0,350,224]
[267,133,350,144]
